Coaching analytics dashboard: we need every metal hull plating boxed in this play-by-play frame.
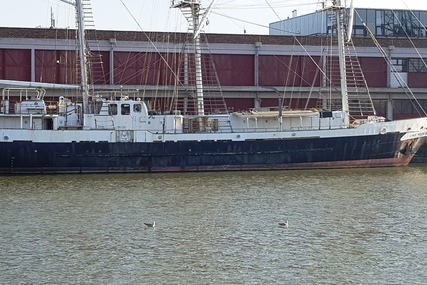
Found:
[0,133,424,174]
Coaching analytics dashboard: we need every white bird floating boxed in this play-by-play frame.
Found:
[144,221,155,228]
[279,221,288,228]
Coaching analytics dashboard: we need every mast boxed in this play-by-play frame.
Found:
[61,0,90,119]
[193,2,204,117]
[172,0,206,117]
[332,0,350,127]
[75,0,90,116]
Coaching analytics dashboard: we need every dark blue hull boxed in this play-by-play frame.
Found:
[0,132,421,174]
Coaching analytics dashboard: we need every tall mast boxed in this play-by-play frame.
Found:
[193,2,204,117]
[61,0,90,117]
[172,0,205,117]
[333,0,350,127]
[75,0,90,116]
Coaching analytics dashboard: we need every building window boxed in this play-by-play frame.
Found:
[375,10,426,38]
[392,99,427,114]
[408,58,427,72]
[391,58,407,72]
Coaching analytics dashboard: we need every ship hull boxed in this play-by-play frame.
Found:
[0,132,424,174]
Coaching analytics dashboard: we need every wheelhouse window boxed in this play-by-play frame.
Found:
[108,104,118,115]
[134,103,142,113]
[121,104,130,115]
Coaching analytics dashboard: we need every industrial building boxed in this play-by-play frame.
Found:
[1,7,427,122]
[270,7,427,38]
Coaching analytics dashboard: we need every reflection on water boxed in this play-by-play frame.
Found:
[1,166,427,284]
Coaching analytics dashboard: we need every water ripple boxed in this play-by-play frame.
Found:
[1,166,427,284]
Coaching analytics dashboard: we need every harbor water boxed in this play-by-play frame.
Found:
[1,166,427,284]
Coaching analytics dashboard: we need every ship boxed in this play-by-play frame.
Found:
[0,0,427,174]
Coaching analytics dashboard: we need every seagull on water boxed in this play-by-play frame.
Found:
[144,221,155,228]
[279,221,288,228]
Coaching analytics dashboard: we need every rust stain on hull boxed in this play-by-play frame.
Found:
[0,156,414,174]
